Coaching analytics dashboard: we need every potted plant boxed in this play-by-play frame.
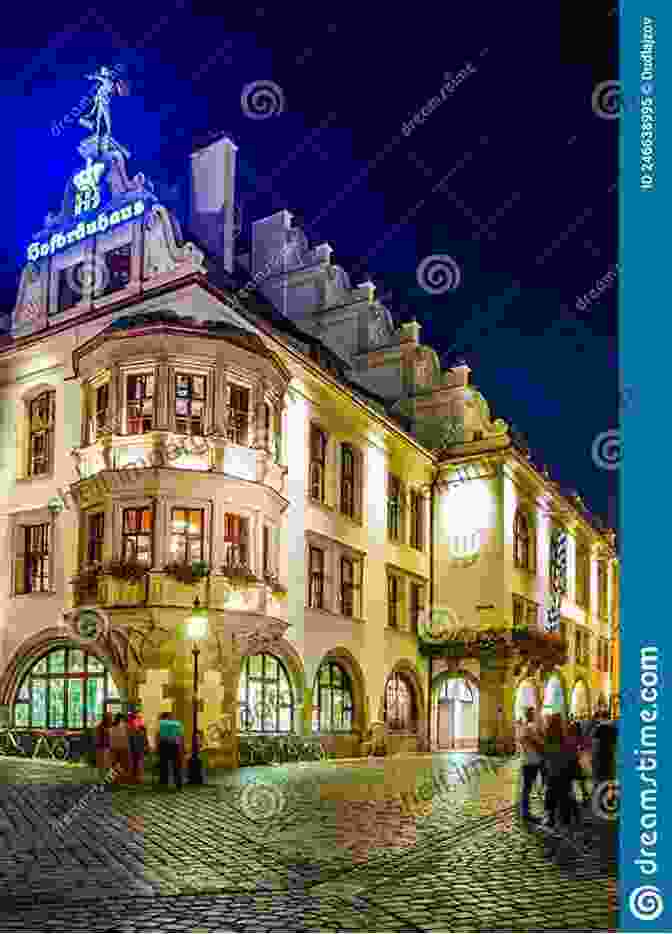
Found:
[103,557,149,582]
[164,560,210,585]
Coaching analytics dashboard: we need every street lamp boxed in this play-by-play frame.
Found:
[186,596,208,785]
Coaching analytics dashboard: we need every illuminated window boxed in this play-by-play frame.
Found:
[238,654,294,733]
[87,513,105,564]
[24,524,50,593]
[170,509,204,562]
[598,561,608,619]
[101,244,131,295]
[13,648,121,730]
[175,374,206,435]
[227,385,249,445]
[575,540,590,607]
[385,672,415,731]
[29,391,55,476]
[222,514,249,566]
[308,546,324,609]
[309,426,327,502]
[312,662,354,732]
[121,507,153,564]
[387,474,402,541]
[126,374,154,434]
[410,491,424,550]
[513,509,533,570]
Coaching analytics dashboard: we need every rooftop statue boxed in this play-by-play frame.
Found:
[79,66,129,152]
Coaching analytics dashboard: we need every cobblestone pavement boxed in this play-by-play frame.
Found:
[0,753,618,931]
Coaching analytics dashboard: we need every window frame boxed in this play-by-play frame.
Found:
[174,372,207,437]
[340,442,357,519]
[387,474,403,542]
[575,539,590,608]
[169,507,205,563]
[227,383,250,446]
[387,573,401,628]
[313,661,354,733]
[409,490,424,551]
[308,545,325,609]
[409,580,425,634]
[28,390,55,477]
[222,513,250,567]
[309,424,328,503]
[237,653,295,734]
[87,512,105,565]
[24,523,51,594]
[121,506,154,564]
[513,508,534,571]
[125,373,154,435]
[384,671,416,732]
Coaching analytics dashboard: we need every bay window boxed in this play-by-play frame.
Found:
[126,374,154,434]
[121,507,153,564]
[227,385,249,445]
[223,513,249,566]
[170,508,204,562]
[175,374,206,435]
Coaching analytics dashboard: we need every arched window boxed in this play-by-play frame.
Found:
[513,509,533,570]
[438,678,474,702]
[238,654,294,733]
[312,662,354,732]
[385,672,416,731]
[13,647,121,729]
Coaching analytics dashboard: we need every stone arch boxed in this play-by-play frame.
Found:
[313,646,367,735]
[235,637,306,732]
[382,658,426,731]
[431,667,480,750]
[542,669,569,717]
[570,678,592,719]
[0,626,127,712]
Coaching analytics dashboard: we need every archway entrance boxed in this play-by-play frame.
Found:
[514,679,538,722]
[432,675,479,750]
[570,680,590,719]
[543,673,566,717]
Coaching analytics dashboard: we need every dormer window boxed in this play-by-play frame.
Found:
[227,386,249,445]
[175,374,206,436]
[126,374,154,434]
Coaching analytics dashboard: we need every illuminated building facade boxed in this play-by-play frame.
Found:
[0,88,619,764]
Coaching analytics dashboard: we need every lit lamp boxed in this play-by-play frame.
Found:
[186,596,208,785]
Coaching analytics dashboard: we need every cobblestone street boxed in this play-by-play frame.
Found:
[0,753,618,931]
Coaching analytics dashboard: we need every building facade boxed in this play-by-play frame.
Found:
[0,102,619,766]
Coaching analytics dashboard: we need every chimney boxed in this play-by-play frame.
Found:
[189,135,238,273]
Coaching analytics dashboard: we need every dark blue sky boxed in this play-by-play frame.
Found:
[0,0,618,526]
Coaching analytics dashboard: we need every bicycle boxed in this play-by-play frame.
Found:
[31,730,71,761]
[0,728,28,757]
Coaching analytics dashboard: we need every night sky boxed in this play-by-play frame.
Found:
[0,0,618,526]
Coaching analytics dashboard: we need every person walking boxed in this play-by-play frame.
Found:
[95,711,113,780]
[518,706,544,822]
[156,712,184,790]
[109,712,131,782]
[128,708,148,784]
[542,713,578,831]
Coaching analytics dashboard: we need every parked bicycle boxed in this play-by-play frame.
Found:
[0,728,70,761]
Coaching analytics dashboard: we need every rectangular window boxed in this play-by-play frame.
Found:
[87,513,105,564]
[513,594,524,629]
[340,556,355,617]
[309,546,324,609]
[222,514,249,566]
[92,383,110,439]
[25,524,50,593]
[410,582,425,633]
[388,574,400,628]
[126,374,154,434]
[263,526,271,575]
[387,475,402,541]
[410,491,424,550]
[575,542,590,608]
[309,426,327,502]
[525,601,538,630]
[227,385,250,445]
[169,508,204,563]
[264,404,272,450]
[102,244,131,295]
[121,507,153,564]
[29,391,55,476]
[57,265,84,313]
[598,561,608,619]
[340,443,356,518]
[175,374,206,436]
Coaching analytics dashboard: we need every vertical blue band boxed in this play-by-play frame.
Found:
[620,1,669,930]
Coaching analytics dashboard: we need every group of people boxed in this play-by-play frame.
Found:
[517,706,617,830]
[94,709,186,788]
